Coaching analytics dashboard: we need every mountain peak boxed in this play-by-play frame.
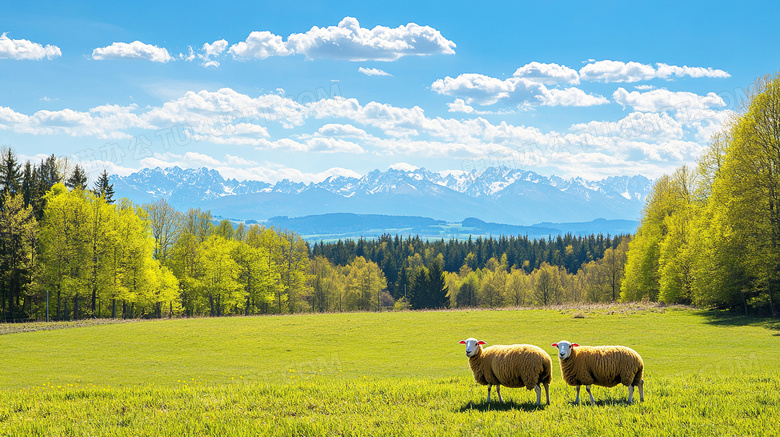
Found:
[110,166,654,224]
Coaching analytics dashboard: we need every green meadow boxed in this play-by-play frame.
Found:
[2,306,779,436]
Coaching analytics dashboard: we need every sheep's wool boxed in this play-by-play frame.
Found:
[469,344,552,391]
[559,345,644,388]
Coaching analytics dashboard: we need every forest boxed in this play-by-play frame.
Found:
[2,73,778,320]
[620,73,780,317]
[0,148,629,320]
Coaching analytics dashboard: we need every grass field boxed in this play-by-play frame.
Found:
[2,305,779,436]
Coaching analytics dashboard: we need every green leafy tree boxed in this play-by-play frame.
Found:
[196,235,242,316]
[0,194,38,318]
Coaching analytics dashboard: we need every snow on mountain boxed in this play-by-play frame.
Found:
[110,166,654,224]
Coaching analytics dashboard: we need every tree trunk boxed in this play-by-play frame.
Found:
[112,299,116,319]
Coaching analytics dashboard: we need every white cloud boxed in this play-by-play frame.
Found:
[312,123,370,138]
[539,88,609,107]
[580,60,730,82]
[580,60,656,83]
[513,62,580,85]
[447,98,478,114]
[655,63,730,79]
[613,87,726,112]
[359,67,392,76]
[432,73,606,108]
[0,104,147,139]
[0,33,61,60]
[230,17,455,61]
[225,154,258,166]
[198,39,228,67]
[92,41,173,63]
[388,162,419,171]
[571,112,683,141]
[229,31,291,60]
[431,73,519,105]
[3,84,729,179]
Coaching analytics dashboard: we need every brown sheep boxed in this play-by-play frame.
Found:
[551,340,644,404]
[459,338,552,405]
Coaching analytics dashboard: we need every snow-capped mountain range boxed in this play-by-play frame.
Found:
[111,166,653,225]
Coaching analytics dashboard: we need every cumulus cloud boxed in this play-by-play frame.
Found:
[0,103,147,139]
[571,112,684,141]
[92,41,173,62]
[230,17,455,61]
[228,31,291,60]
[655,63,730,79]
[447,98,479,114]
[198,39,228,67]
[539,88,609,107]
[513,62,580,85]
[0,33,61,60]
[613,87,726,112]
[580,60,656,83]
[359,67,392,76]
[432,73,606,108]
[3,84,730,179]
[580,60,730,82]
[432,73,519,105]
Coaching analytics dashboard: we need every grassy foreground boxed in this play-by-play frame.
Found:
[1,306,778,436]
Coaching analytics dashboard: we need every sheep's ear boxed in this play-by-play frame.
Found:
[551,343,558,347]
[459,340,466,344]
[477,341,486,345]
[572,343,579,347]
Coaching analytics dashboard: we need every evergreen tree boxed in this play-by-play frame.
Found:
[0,148,22,202]
[93,170,115,204]
[66,165,88,190]
[22,161,33,207]
[427,257,449,309]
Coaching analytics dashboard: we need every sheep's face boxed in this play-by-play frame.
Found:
[459,338,485,358]
[551,341,578,360]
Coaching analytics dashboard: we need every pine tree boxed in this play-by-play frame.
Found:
[93,170,115,204]
[66,165,88,190]
[427,256,449,309]
[22,161,33,207]
[0,148,22,202]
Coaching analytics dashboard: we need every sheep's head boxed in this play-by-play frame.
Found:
[551,341,579,360]
[459,338,485,357]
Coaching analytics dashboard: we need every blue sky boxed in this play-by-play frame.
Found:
[2,0,779,183]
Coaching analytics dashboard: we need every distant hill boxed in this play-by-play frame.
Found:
[261,213,638,242]
[112,166,653,226]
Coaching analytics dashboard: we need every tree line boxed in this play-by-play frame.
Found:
[620,73,780,317]
[1,147,632,320]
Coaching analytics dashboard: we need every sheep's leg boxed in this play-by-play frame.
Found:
[586,385,595,404]
[486,384,492,403]
[628,385,634,403]
[639,379,644,402]
[496,385,503,403]
[544,383,550,405]
[534,384,541,406]
[574,386,581,405]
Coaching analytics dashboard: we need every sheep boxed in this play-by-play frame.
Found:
[551,340,644,405]
[459,338,552,405]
